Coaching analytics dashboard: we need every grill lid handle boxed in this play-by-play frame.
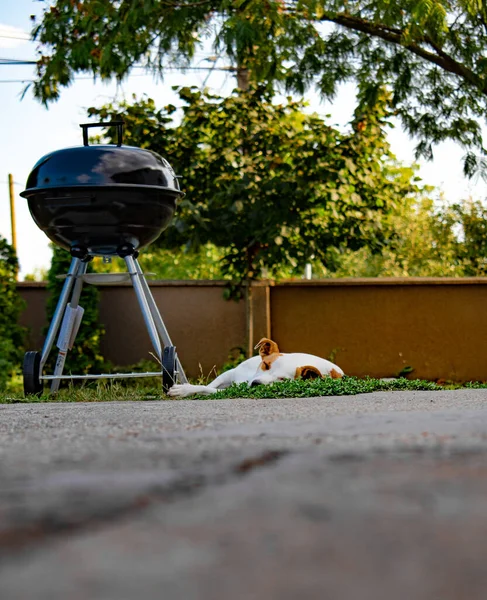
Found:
[79,121,125,147]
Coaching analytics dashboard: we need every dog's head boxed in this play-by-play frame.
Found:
[254,337,280,358]
[250,338,342,386]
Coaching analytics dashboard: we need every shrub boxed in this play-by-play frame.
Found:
[0,237,25,389]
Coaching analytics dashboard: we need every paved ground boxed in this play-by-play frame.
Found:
[1,390,487,599]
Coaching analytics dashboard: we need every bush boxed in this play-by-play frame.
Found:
[45,246,106,376]
[0,237,25,389]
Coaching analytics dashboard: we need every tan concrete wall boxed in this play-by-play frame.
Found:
[17,283,49,350]
[97,282,246,378]
[17,277,487,381]
[270,279,487,381]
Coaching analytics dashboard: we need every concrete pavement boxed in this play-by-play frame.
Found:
[1,390,487,599]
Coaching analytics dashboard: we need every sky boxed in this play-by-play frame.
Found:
[0,1,486,280]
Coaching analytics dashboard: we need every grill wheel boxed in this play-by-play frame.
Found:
[23,351,44,396]
[162,346,177,393]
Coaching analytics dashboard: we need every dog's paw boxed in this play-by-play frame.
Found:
[167,384,184,397]
[167,384,196,398]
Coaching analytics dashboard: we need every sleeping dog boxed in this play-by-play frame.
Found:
[168,337,344,398]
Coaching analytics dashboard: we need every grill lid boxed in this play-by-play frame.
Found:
[21,121,181,194]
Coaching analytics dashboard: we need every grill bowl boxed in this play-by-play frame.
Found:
[21,124,183,256]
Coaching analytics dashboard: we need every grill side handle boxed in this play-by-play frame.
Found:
[79,121,125,147]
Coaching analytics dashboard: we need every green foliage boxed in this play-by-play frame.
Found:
[313,196,460,277]
[318,197,487,278]
[0,237,25,390]
[89,86,425,283]
[220,346,248,372]
[31,0,487,170]
[91,243,227,280]
[444,200,487,276]
[45,246,106,375]
[23,266,49,282]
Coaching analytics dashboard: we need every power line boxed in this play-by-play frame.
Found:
[0,33,31,41]
[0,65,237,83]
[0,53,221,64]
[0,60,37,65]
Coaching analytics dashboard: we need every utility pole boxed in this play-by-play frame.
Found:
[8,174,17,251]
[8,173,18,280]
[236,66,249,91]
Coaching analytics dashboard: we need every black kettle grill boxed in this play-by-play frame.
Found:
[20,121,188,395]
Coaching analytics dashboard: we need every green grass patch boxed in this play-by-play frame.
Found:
[0,381,163,404]
[1,375,486,404]
[188,376,446,399]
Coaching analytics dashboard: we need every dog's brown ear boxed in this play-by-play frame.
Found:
[330,368,343,379]
[295,365,322,380]
[254,337,280,357]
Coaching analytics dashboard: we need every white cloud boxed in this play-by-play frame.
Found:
[0,23,30,49]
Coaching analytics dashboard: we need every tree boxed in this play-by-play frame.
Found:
[88,86,427,284]
[31,0,487,172]
[440,199,487,275]
[0,237,25,390]
[317,196,463,277]
[321,196,487,277]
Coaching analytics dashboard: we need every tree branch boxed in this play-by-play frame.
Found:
[158,0,213,6]
[477,0,487,36]
[321,12,487,95]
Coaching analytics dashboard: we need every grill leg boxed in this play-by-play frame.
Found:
[50,261,88,393]
[134,259,188,384]
[40,257,82,371]
[124,254,162,361]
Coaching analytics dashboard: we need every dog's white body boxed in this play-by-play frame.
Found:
[168,338,344,398]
